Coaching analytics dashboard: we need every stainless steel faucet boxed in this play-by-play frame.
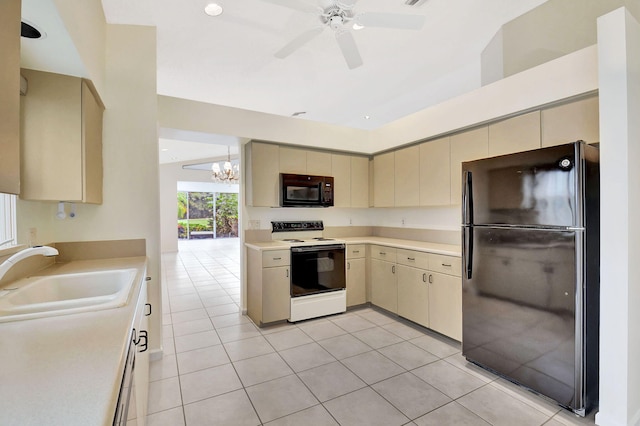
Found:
[0,246,59,282]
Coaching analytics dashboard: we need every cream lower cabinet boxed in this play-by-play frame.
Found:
[370,245,397,313]
[396,249,429,327]
[247,249,291,325]
[397,265,429,328]
[427,253,462,341]
[346,244,366,307]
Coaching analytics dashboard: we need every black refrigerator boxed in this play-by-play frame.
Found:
[461,141,599,416]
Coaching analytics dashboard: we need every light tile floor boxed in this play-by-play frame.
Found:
[144,238,597,426]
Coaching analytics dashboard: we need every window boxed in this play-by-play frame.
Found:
[0,193,17,247]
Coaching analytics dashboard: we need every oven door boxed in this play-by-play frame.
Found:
[290,244,346,297]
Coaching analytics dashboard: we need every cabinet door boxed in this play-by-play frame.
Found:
[247,142,279,207]
[262,266,291,323]
[428,271,462,341]
[307,151,332,176]
[373,152,394,207]
[397,265,429,327]
[21,69,83,201]
[419,137,450,206]
[541,96,599,147]
[489,111,541,157]
[134,281,150,425]
[370,259,397,313]
[351,156,369,208]
[0,0,21,194]
[450,127,489,205]
[279,147,307,174]
[331,153,351,207]
[346,258,366,307]
[82,80,104,204]
[394,145,420,207]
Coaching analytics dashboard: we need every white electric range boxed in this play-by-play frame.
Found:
[271,221,347,322]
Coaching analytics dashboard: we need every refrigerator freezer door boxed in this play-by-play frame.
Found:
[462,143,580,228]
[462,226,583,410]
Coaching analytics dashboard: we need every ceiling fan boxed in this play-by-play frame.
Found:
[263,0,426,69]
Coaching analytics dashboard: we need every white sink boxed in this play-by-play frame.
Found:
[0,269,138,322]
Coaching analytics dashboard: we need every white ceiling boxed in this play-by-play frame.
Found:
[100,0,549,130]
[21,0,551,163]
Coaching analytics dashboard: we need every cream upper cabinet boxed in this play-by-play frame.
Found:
[450,127,489,205]
[542,96,599,147]
[373,151,394,207]
[279,146,307,174]
[419,137,451,206]
[488,111,541,157]
[331,154,351,207]
[245,142,280,207]
[20,69,104,203]
[350,156,369,208]
[394,145,420,207]
[307,150,332,176]
[0,0,21,195]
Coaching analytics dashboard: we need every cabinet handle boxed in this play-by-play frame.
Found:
[407,257,415,261]
[442,263,452,267]
[423,273,427,283]
[428,274,433,284]
[286,268,289,278]
[353,250,360,254]
[145,303,152,316]
[392,265,395,274]
[135,330,148,353]
[347,262,351,270]
[145,276,151,281]
[380,252,386,255]
[273,257,282,261]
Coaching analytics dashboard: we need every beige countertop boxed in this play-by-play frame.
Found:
[0,257,148,426]
[246,236,461,257]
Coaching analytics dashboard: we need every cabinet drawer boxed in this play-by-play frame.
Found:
[370,245,396,262]
[262,250,290,267]
[428,254,461,277]
[396,249,429,270]
[346,244,365,259]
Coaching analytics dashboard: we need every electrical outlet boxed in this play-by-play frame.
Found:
[401,218,406,226]
[349,218,353,226]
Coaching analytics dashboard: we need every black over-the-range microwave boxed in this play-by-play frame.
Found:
[280,173,334,207]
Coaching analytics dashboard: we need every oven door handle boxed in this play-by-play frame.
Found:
[291,244,345,252]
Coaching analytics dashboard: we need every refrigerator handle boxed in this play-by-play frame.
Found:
[462,171,473,225]
[463,226,473,280]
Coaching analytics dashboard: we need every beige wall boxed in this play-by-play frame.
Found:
[16,24,161,353]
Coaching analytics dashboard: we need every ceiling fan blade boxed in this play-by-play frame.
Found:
[275,27,324,58]
[261,0,320,14]
[335,31,363,69]
[336,0,358,9]
[356,12,426,30]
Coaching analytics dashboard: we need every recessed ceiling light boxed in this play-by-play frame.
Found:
[204,3,223,16]
[364,115,371,120]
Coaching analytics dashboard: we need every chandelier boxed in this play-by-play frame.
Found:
[211,146,240,183]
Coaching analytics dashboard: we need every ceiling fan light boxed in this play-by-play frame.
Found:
[352,22,364,30]
[204,3,223,16]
